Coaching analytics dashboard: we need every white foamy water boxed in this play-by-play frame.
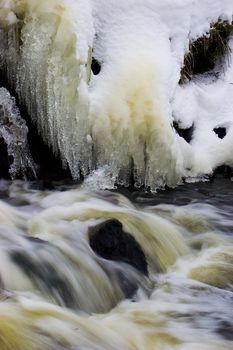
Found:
[0,180,232,349]
[0,2,233,347]
[0,1,232,190]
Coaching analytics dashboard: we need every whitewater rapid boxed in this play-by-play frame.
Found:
[0,180,232,349]
[0,1,233,349]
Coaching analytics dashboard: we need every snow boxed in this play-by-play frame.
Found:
[0,0,233,190]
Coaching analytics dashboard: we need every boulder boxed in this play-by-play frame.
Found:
[89,219,148,275]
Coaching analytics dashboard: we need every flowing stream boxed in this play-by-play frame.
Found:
[0,178,233,350]
[1,1,233,191]
[0,2,233,349]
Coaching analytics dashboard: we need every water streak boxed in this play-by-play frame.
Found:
[0,181,232,349]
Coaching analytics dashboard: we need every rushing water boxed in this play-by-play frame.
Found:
[0,178,233,350]
[0,2,233,349]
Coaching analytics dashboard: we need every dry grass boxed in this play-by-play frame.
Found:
[180,20,233,84]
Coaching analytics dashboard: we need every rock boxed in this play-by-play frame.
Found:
[89,219,148,275]
[216,320,233,340]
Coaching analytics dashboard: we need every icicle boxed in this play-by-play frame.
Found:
[0,87,37,179]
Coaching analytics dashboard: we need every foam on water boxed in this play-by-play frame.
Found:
[0,0,232,190]
[0,2,233,349]
[0,182,232,349]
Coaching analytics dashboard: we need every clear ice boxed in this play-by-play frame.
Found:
[0,87,36,179]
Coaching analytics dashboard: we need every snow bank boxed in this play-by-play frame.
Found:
[0,0,232,190]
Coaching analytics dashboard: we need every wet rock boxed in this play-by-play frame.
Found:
[216,320,233,340]
[89,219,148,275]
[212,165,233,179]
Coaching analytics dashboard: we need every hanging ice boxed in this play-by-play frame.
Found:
[0,0,232,190]
[0,87,36,179]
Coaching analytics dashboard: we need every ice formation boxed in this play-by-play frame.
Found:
[0,0,232,190]
[0,87,36,179]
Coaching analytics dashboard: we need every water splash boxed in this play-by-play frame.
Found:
[83,165,117,190]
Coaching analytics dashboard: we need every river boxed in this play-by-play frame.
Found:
[0,1,233,348]
[0,177,232,350]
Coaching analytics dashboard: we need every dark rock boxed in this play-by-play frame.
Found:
[213,127,227,139]
[212,165,233,179]
[173,121,194,143]
[216,320,233,340]
[89,219,148,275]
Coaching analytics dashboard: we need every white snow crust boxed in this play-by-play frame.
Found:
[0,0,232,190]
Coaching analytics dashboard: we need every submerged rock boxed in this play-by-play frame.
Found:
[216,320,233,341]
[89,219,148,275]
[11,248,77,309]
[5,231,148,312]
